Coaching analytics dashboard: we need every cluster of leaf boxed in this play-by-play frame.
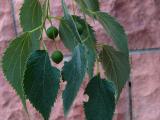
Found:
[1,0,130,120]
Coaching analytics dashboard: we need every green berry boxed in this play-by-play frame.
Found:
[46,26,58,39]
[51,50,63,64]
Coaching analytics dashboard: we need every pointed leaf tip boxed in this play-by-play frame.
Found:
[99,45,130,99]
[2,32,39,110]
[62,44,87,115]
[24,50,61,120]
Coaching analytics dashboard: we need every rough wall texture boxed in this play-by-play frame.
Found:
[0,0,160,120]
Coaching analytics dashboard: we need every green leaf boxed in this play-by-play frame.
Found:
[59,15,96,78]
[20,0,42,31]
[95,12,129,55]
[59,18,79,50]
[20,0,42,49]
[82,21,96,78]
[24,50,61,120]
[86,50,96,78]
[67,7,129,56]
[99,45,130,99]
[61,0,81,42]
[84,74,116,120]
[2,32,39,109]
[75,0,100,12]
[62,44,87,115]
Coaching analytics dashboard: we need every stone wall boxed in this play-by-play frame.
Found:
[0,0,160,120]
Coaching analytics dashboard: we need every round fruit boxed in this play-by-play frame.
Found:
[51,50,63,64]
[76,22,83,35]
[46,26,58,39]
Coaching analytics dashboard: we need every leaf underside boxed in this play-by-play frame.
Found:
[20,0,42,48]
[59,15,96,78]
[99,45,130,99]
[62,44,87,115]
[2,32,38,109]
[61,0,82,42]
[24,50,61,120]
[95,12,129,55]
[20,0,42,31]
[75,0,129,55]
[84,74,116,120]
[75,0,100,15]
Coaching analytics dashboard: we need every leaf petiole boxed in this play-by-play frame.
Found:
[48,16,62,20]
[28,25,42,33]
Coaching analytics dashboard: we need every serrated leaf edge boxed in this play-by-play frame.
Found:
[1,33,32,111]
[23,50,61,120]
[19,0,42,32]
